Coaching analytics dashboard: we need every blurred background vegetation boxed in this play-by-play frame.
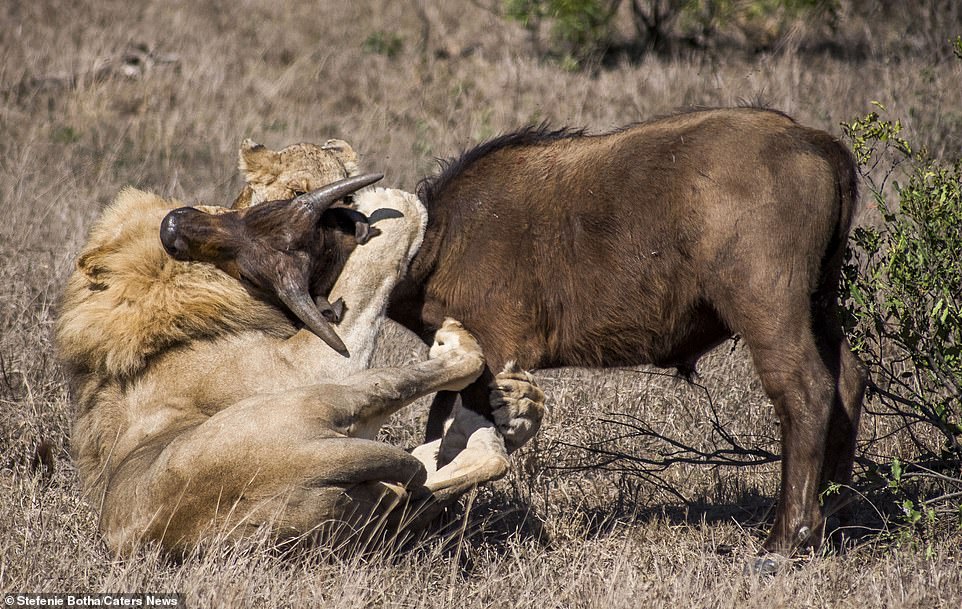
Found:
[503,0,962,68]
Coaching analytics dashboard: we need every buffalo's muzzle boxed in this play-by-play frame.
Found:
[159,207,195,260]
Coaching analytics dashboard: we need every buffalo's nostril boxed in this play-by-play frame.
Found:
[160,208,192,260]
[159,216,180,257]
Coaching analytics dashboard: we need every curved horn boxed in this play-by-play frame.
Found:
[276,282,350,357]
[293,173,384,213]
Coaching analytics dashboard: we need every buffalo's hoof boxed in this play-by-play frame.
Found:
[743,553,790,577]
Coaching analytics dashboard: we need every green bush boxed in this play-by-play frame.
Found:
[503,0,837,67]
[505,0,619,68]
[841,103,962,528]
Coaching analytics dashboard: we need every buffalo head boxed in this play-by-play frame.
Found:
[159,173,384,356]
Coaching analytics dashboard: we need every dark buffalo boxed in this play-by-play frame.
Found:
[388,107,866,556]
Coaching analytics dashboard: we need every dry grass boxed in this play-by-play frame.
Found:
[2,1,961,606]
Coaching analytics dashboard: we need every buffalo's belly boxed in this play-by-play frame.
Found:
[412,265,732,372]
[540,304,732,371]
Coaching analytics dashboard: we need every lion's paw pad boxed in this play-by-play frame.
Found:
[489,362,546,452]
[429,318,483,362]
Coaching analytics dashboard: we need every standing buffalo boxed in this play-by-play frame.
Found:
[385,107,866,557]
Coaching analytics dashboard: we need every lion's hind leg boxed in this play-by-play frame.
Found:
[100,395,428,555]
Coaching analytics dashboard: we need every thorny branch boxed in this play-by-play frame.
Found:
[542,368,779,490]
[540,366,962,520]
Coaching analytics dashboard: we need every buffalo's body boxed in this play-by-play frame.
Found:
[389,107,866,554]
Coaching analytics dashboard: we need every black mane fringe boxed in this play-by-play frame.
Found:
[416,123,585,204]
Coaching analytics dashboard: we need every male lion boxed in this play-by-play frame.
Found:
[58,166,544,556]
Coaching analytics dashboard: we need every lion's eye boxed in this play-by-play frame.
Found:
[290,189,306,197]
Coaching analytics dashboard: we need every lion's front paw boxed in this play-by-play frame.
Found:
[429,318,483,363]
[428,318,484,391]
[490,362,546,453]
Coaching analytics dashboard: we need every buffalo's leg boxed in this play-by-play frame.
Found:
[418,304,527,443]
[741,313,835,555]
[425,369,497,442]
[821,339,865,488]
[812,303,866,534]
[425,391,458,442]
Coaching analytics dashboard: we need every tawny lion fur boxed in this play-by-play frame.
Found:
[58,180,545,556]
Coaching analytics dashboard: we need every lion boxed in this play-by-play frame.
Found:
[57,166,545,556]
[230,138,360,209]
[227,139,548,464]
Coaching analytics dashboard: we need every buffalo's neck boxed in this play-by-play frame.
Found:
[309,246,352,300]
[387,276,427,338]
[387,210,445,341]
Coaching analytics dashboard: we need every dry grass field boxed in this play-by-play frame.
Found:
[2,1,961,606]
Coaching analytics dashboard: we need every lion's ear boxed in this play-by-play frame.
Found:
[76,243,114,283]
[322,139,360,177]
[238,138,280,181]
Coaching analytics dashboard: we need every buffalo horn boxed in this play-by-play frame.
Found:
[276,281,350,357]
[293,173,384,214]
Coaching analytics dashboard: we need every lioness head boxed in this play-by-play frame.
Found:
[232,138,360,209]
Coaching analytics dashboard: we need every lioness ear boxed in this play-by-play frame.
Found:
[322,139,360,177]
[238,138,280,180]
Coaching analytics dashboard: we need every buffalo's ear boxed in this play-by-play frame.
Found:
[324,207,381,245]
[356,223,381,244]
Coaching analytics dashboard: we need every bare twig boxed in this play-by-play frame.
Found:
[544,367,779,495]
